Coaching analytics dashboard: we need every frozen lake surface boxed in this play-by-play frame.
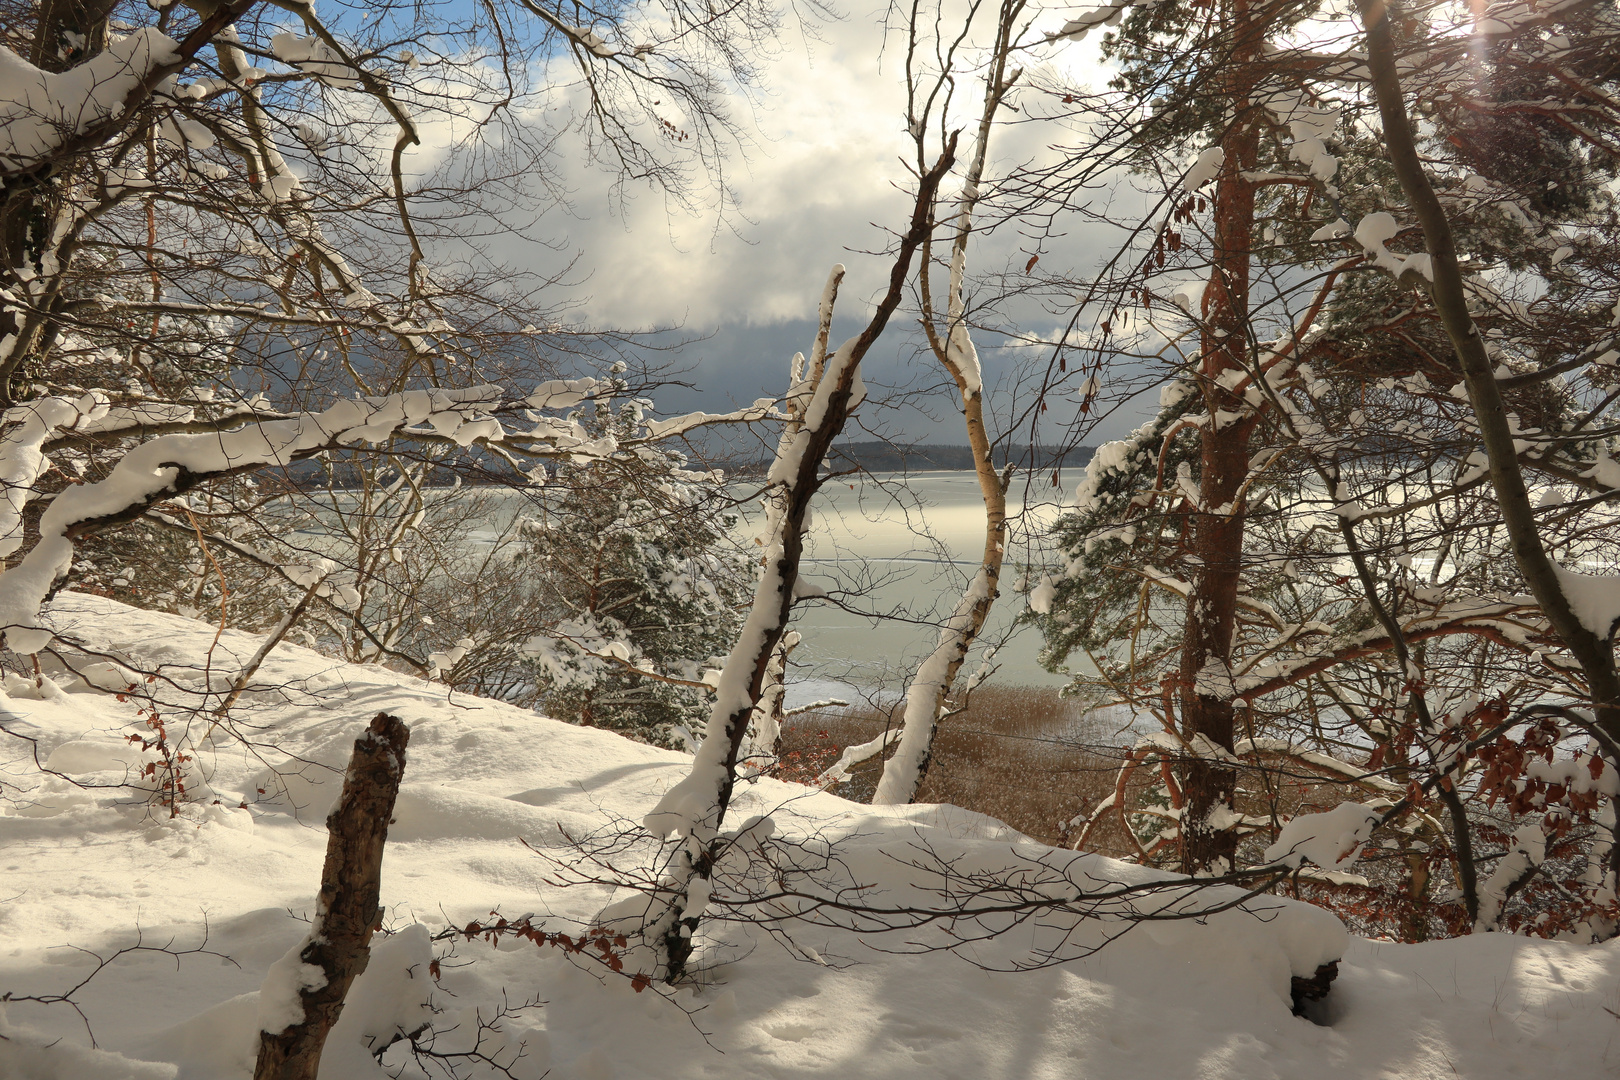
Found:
[283,469,1078,706]
[758,470,1074,705]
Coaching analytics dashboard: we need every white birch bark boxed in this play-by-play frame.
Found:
[871,28,1017,806]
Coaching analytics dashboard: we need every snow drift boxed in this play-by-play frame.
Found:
[0,594,1615,1078]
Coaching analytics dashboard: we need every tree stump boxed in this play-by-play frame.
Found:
[254,712,411,1080]
[1290,960,1338,1022]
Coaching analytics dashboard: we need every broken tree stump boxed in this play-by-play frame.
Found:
[254,712,411,1080]
[1290,960,1339,1021]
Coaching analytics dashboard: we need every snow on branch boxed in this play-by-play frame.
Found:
[0,366,845,656]
[816,726,900,787]
[641,398,782,439]
[0,393,111,559]
[0,385,502,650]
[1234,738,1403,794]
[1182,146,1225,193]
[1263,802,1385,871]
[518,1,627,59]
[1549,562,1620,641]
[1047,0,1165,43]
[0,30,179,174]
[1475,823,1548,933]
[1231,599,1540,700]
[269,33,361,90]
[0,1,261,180]
[1353,212,1433,283]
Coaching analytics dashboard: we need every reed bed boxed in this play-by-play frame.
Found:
[777,685,1136,851]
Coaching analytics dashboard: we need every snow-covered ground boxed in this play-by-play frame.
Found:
[1,594,1616,1079]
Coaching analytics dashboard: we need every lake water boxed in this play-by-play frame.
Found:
[751,471,1074,706]
[286,470,1077,706]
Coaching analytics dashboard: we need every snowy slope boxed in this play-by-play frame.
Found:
[1,594,1616,1078]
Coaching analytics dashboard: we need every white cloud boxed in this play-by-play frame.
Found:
[535,21,920,329]
[397,3,1153,445]
[442,0,1118,328]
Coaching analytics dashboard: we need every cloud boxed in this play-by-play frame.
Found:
[402,2,1159,446]
[533,22,919,330]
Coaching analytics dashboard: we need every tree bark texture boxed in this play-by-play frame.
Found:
[253,712,411,1080]
[1179,0,1262,876]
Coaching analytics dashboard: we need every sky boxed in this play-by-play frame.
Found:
[416,0,1166,453]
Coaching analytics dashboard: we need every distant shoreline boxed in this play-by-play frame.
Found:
[269,441,1096,488]
[721,441,1095,477]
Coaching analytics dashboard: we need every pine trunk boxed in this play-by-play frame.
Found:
[1178,0,1261,876]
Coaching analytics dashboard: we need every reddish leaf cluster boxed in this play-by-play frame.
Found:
[458,915,644,987]
[770,731,841,786]
[1297,875,1472,943]
[123,701,191,814]
[1477,720,1607,835]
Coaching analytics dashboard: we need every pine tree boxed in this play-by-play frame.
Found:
[519,404,751,748]
[1034,0,1620,934]
[1047,0,1331,873]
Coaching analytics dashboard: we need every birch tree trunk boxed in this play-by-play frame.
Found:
[639,138,960,982]
[872,2,1019,806]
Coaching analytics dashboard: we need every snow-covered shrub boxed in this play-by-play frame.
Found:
[517,404,751,748]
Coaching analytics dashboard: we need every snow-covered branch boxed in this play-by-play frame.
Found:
[0,386,502,649]
[0,3,261,181]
